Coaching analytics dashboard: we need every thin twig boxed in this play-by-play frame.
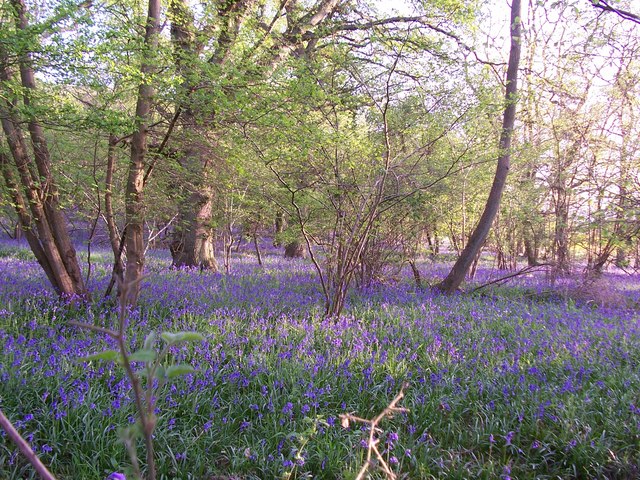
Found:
[68,320,119,339]
[340,383,409,480]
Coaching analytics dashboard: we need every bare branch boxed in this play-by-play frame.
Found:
[590,0,640,25]
[340,383,409,480]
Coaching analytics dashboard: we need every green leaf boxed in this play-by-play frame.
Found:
[80,350,121,363]
[119,424,142,442]
[166,364,196,379]
[160,331,204,345]
[155,364,167,381]
[143,331,157,350]
[128,349,157,363]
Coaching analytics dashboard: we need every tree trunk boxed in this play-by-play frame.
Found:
[171,185,218,271]
[104,134,125,297]
[522,220,539,266]
[435,0,522,294]
[284,240,307,258]
[0,152,58,289]
[167,0,342,270]
[274,211,286,246]
[253,234,263,267]
[123,0,161,308]
[167,0,220,272]
[552,184,571,274]
[0,0,86,297]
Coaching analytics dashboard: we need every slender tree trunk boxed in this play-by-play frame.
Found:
[103,134,125,297]
[436,0,522,294]
[123,0,161,310]
[0,152,58,289]
[409,260,422,289]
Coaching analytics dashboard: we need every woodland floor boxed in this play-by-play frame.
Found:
[1,239,640,479]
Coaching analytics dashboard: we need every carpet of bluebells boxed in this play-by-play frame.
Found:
[1,239,640,479]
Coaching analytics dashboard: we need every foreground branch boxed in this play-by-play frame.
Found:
[0,410,57,480]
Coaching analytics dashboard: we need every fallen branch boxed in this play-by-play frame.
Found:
[469,263,554,294]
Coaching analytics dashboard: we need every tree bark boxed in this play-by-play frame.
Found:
[552,182,571,274]
[273,211,286,246]
[123,0,162,308]
[0,152,58,289]
[103,134,126,297]
[171,185,218,271]
[435,0,522,294]
[284,240,307,258]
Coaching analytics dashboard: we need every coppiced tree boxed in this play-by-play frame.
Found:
[0,0,87,297]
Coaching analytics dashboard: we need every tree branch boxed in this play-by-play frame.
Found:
[590,0,640,24]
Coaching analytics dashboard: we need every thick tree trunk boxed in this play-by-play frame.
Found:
[436,0,521,294]
[284,240,307,258]
[167,0,343,270]
[171,186,218,271]
[167,0,220,272]
[522,220,540,267]
[274,211,286,246]
[123,0,161,308]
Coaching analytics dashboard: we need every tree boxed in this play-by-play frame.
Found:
[122,0,162,307]
[436,0,522,294]
[0,0,86,297]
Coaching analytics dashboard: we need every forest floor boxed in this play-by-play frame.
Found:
[1,239,639,479]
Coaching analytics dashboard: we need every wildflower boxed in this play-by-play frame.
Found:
[282,402,294,415]
[505,431,514,446]
[107,474,126,480]
[502,464,511,480]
